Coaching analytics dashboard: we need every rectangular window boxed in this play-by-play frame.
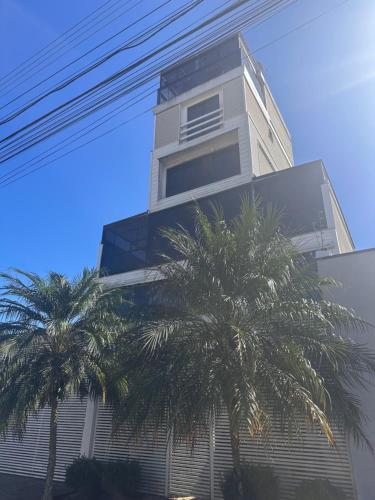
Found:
[182,94,221,142]
[187,95,220,121]
[166,143,241,197]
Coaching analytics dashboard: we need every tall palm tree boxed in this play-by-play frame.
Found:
[0,269,128,500]
[118,199,375,486]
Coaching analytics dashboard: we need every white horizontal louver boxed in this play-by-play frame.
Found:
[213,412,233,499]
[169,433,211,499]
[93,403,167,496]
[0,397,87,481]
[214,412,355,500]
[0,400,356,499]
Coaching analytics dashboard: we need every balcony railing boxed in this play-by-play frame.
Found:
[179,108,223,143]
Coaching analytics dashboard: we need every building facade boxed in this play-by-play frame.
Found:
[0,34,374,500]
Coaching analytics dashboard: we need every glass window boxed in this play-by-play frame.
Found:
[166,143,241,197]
[184,94,221,141]
[187,95,220,121]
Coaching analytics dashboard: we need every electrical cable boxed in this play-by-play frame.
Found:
[0,0,295,152]
[0,0,131,90]
[0,0,204,120]
[0,0,348,189]
[0,39,250,184]
[0,0,142,95]
[0,0,204,121]
[0,0,171,112]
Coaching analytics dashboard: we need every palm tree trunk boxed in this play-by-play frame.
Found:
[228,409,241,475]
[226,398,243,499]
[41,397,58,500]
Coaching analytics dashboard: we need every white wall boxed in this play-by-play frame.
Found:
[317,249,375,500]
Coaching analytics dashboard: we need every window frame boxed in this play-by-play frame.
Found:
[164,142,241,198]
[181,90,223,128]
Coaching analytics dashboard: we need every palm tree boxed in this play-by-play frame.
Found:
[0,268,128,500]
[118,199,375,487]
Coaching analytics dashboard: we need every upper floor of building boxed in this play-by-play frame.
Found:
[99,161,354,285]
[97,34,354,286]
[149,34,294,213]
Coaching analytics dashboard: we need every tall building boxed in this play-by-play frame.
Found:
[0,34,374,500]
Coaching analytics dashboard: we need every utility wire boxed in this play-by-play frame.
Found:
[0,86,157,186]
[0,0,156,103]
[0,31,244,183]
[0,108,151,189]
[0,0,150,97]
[0,0,236,155]
[0,0,348,189]
[0,6,288,168]
[0,0,295,148]
[247,0,350,55]
[0,41,246,185]
[0,0,131,91]
[0,0,203,122]
[0,0,144,98]
[0,0,171,112]
[0,2,295,184]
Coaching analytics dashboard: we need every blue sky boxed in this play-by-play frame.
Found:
[0,0,374,277]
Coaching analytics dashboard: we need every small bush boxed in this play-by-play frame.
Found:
[221,462,280,500]
[65,457,102,500]
[294,479,347,500]
[103,460,142,496]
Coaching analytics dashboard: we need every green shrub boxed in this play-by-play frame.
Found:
[102,460,142,496]
[65,457,102,500]
[221,463,280,500]
[294,479,347,500]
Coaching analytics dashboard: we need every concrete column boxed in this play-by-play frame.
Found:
[80,398,99,457]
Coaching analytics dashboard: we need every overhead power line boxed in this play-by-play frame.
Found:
[0,86,157,187]
[246,0,350,55]
[0,0,297,185]
[0,28,245,184]
[0,0,171,112]
[0,43,244,186]
[0,0,133,91]
[0,0,297,161]
[0,0,349,189]
[0,0,203,122]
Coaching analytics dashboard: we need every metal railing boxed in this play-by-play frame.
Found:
[179,108,223,142]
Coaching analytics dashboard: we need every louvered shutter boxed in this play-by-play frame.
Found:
[213,412,356,500]
[0,397,87,481]
[93,403,168,496]
[240,424,355,499]
[169,432,211,499]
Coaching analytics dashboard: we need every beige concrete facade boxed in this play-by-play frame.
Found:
[244,78,292,174]
[150,58,294,212]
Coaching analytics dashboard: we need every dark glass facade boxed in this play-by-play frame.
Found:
[100,213,149,276]
[100,163,329,277]
[157,36,242,104]
[165,143,241,197]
